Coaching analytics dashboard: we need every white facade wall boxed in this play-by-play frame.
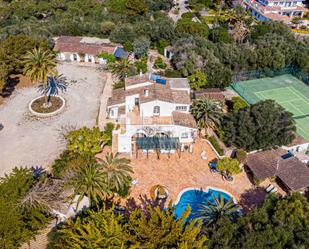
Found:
[69,53,81,62]
[125,94,140,113]
[57,52,66,61]
[140,100,190,117]
[85,54,95,63]
[117,124,197,153]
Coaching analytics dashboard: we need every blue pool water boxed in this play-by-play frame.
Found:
[173,188,233,221]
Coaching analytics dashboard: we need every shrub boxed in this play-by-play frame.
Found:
[65,127,107,156]
[103,122,115,146]
[123,41,133,52]
[235,149,247,163]
[208,136,224,156]
[157,39,169,55]
[153,57,167,69]
[231,96,248,112]
[217,157,241,175]
[51,151,97,178]
[134,57,148,73]
[113,80,125,89]
[181,12,193,19]
[0,168,49,248]
[98,51,116,63]
[164,69,182,78]
[100,21,116,35]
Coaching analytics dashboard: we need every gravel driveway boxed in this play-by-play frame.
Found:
[0,63,106,176]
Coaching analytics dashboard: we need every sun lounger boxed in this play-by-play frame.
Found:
[269,187,278,194]
[266,184,275,193]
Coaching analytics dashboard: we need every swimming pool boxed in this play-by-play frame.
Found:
[173,187,235,221]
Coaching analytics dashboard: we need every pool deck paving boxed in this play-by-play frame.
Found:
[100,139,255,204]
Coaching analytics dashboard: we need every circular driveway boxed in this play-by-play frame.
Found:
[0,63,106,176]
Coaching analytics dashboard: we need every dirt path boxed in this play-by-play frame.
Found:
[0,63,106,176]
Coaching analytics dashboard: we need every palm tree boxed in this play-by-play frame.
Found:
[224,6,253,44]
[68,163,111,206]
[23,47,57,107]
[194,194,239,226]
[190,99,223,136]
[109,59,132,80]
[99,153,133,192]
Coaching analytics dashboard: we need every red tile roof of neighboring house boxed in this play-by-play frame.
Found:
[246,148,309,191]
[194,89,226,102]
[54,36,117,55]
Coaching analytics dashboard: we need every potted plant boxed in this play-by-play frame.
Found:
[154,185,169,199]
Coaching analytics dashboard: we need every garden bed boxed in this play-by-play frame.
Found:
[29,96,65,117]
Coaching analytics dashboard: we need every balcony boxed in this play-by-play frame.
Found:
[120,112,173,126]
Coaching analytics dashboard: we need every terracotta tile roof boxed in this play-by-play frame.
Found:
[169,78,190,89]
[276,157,309,191]
[246,148,309,191]
[172,111,197,128]
[125,74,151,88]
[194,89,225,102]
[107,83,191,107]
[54,36,117,55]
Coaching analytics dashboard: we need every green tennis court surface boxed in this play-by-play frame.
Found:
[231,74,309,141]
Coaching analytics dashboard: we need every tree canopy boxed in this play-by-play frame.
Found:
[207,193,309,249]
[221,100,296,151]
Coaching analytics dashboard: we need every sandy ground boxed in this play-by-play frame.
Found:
[0,63,106,176]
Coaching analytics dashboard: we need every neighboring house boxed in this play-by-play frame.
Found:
[54,36,128,64]
[107,73,197,154]
[242,0,307,23]
[246,148,309,192]
[163,45,174,60]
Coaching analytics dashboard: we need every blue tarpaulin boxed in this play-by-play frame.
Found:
[156,78,167,85]
[114,47,129,59]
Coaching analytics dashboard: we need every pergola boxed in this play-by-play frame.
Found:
[135,137,180,158]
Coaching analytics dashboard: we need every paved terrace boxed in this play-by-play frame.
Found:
[98,139,255,205]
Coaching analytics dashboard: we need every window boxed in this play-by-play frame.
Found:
[144,89,148,97]
[135,97,139,106]
[153,106,160,115]
[274,2,278,5]
[88,55,92,62]
[73,54,78,61]
[110,109,114,117]
[176,106,187,111]
[181,133,189,139]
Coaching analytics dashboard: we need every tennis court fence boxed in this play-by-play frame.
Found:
[232,65,309,85]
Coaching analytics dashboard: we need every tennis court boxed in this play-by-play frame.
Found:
[231,74,309,140]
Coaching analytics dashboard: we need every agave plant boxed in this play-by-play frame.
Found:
[194,194,239,226]
[38,74,67,99]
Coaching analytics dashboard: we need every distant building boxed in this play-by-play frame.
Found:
[242,0,307,23]
[106,73,197,154]
[54,36,128,64]
[163,46,174,60]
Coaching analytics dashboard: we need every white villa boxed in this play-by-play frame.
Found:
[54,36,128,64]
[106,74,198,154]
[242,0,307,23]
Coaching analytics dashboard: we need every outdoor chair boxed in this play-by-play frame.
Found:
[266,184,275,193]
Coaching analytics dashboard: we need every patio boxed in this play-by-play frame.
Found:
[126,139,253,203]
